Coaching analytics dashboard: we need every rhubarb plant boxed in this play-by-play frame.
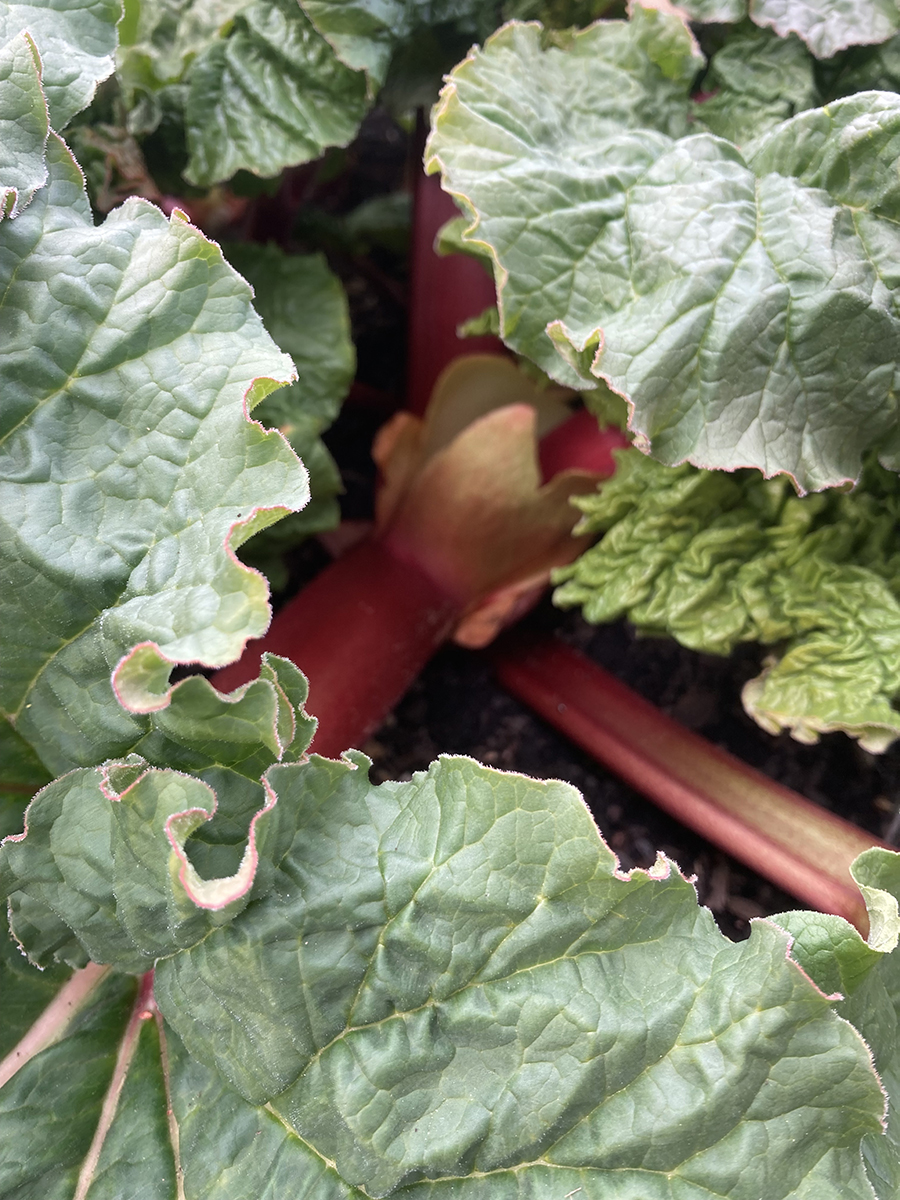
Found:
[9,7,900,1199]
[426,2,900,748]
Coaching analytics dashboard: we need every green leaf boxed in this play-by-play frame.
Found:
[223,243,354,578]
[153,754,885,1196]
[117,0,251,93]
[0,0,121,128]
[3,756,896,1196]
[427,22,900,490]
[678,0,747,19]
[773,848,900,1199]
[554,449,900,750]
[679,0,900,60]
[0,754,306,972]
[183,0,368,187]
[0,122,309,776]
[299,0,500,91]
[751,0,900,60]
[692,23,819,147]
[0,32,47,218]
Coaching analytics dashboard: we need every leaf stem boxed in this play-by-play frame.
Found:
[0,959,109,1090]
[491,631,884,932]
[73,970,156,1200]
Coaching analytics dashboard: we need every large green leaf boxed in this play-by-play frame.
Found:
[0,119,309,776]
[299,0,501,91]
[224,243,354,583]
[0,32,47,218]
[774,848,900,1199]
[680,0,900,60]
[554,449,900,751]
[427,18,900,491]
[1,755,895,1197]
[183,0,368,187]
[691,23,819,147]
[0,0,121,128]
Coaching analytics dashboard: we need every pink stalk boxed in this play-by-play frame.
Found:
[213,538,462,758]
[73,971,156,1200]
[407,171,503,415]
[0,960,110,1089]
[491,631,885,933]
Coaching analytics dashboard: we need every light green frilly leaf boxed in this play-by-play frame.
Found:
[299,0,500,91]
[1,755,893,1197]
[0,0,121,128]
[0,118,309,777]
[183,0,369,187]
[427,21,900,490]
[224,243,354,583]
[0,32,47,218]
[692,23,819,147]
[554,449,900,751]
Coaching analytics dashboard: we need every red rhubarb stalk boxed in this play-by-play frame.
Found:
[491,630,885,933]
[213,538,461,758]
[407,171,502,415]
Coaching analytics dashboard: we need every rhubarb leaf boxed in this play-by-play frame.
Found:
[773,848,900,1199]
[428,24,900,490]
[0,32,47,218]
[116,0,251,94]
[0,924,70,1057]
[750,0,900,60]
[554,449,900,750]
[184,0,368,186]
[155,754,885,1196]
[0,0,121,128]
[2,756,894,1196]
[0,753,303,971]
[680,0,900,59]
[224,243,354,583]
[0,123,310,777]
[692,23,819,146]
[299,0,500,90]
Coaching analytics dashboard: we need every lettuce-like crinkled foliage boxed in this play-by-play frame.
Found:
[680,0,900,60]
[1,752,897,1198]
[0,0,120,128]
[426,12,900,492]
[554,449,900,751]
[224,242,354,587]
[0,70,311,782]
